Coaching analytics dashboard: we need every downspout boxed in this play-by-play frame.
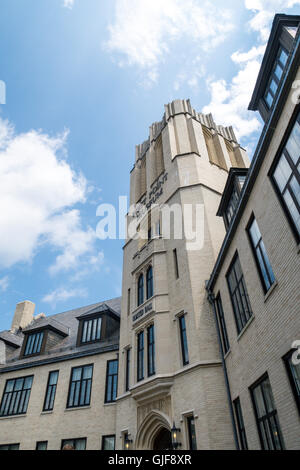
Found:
[206,287,240,450]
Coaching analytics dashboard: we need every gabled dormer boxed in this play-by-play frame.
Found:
[76,303,120,347]
[249,14,300,122]
[217,168,248,230]
[20,318,69,359]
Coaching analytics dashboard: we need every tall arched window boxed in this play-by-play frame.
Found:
[138,274,144,306]
[146,266,153,300]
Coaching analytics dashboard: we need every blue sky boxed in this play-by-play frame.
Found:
[0,0,299,330]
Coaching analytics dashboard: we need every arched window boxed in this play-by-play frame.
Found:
[138,274,144,306]
[146,266,153,300]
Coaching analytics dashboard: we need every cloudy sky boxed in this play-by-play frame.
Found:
[0,0,299,330]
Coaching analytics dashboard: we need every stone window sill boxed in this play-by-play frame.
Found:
[0,414,26,420]
[237,315,255,342]
[64,405,91,412]
[264,281,278,303]
[40,410,53,415]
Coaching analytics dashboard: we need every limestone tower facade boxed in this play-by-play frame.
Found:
[115,99,249,450]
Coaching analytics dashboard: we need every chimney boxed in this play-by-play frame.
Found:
[11,301,35,332]
[0,340,5,365]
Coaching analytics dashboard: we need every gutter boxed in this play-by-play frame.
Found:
[206,287,240,450]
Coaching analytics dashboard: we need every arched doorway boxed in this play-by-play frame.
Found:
[153,428,172,450]
[135,410,172,450]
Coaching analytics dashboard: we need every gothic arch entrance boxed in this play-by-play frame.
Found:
[152,428,172,450]
[135,410,172,450]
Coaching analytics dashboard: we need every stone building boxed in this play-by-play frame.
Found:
[206,13,300,451]
[0,13,299,451]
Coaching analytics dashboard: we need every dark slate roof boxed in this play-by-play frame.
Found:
[23,317,69,337]
[77,303,120,320]
[0,297,121,373]
[0,331,23,348]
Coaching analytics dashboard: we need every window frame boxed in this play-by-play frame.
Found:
[125,348,131,392]
[147,324,155,377]
[263,45,289,110]
[22,330,46,358]
[66,364,93,409]
[43,370,59,412]
[269,106,300,243]
[105,359,118,404]
[36,441,48,451]
[246,214,276,294]
[186,415,197,450]
[137,331,144,382]
[146,265,154,300]
[137,274,144,306]
[179,314,189,366]
[233,397,248,450]
[215,293,230,355]
[0,444,20,450]
[101,435,116,450]
[0,375,34,417]
[173,249,179,279]
[249,373,285,450]
[61,438,87,450]
[226,252,253,335]
[283,349,300,415]
[80,316,102,345]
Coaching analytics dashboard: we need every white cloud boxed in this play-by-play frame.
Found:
[63,0,74,9]
[0,276,9,292]
[104,0,235,82]
[0,117,98,274]
[203,58,263,141]
[42,287,87,307]
[245,0,300,41]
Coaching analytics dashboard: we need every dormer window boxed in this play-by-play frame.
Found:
[81,317,102,344]
[217,168,248,230]
[76,303,120,347]
[264,46,288,109]
[24,332,44,357]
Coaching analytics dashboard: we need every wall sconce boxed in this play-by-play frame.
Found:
[171,422,181,450]
[125,437,133,450]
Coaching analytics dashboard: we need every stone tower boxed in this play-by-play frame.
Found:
[115,99,249,450]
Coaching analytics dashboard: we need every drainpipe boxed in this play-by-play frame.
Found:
[206,287,240,450]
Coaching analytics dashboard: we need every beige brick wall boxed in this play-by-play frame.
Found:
[212,68,300,450]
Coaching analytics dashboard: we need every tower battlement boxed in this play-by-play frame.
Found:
[135,99,240,162]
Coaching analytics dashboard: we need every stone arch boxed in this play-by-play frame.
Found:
[135,410,172,450]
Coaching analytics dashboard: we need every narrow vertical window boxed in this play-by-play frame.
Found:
[125,348,131,392]
[147,324,155,377]
[127,289,131,316]
[173,249,179,279]
[215,294,230,355]
[233,397,248,450]
[137,331,144,382]
[250,375,285,450]
[43,370,59,412]
[226,254,253,334]
[186,415,197,450]
[179,315,189,366]
[248,217,275,293]
[105,359,118,403]
[137,274,144,306]
[67,365,93,408]
[283,350,300,414]
[146,266,153,299]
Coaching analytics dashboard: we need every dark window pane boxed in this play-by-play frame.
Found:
[0,376,33,417]
[105,360,118,403]
[102,436,115,450]
[67,365,93,408]
[179,316,189,365]
[186,416,197,450]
